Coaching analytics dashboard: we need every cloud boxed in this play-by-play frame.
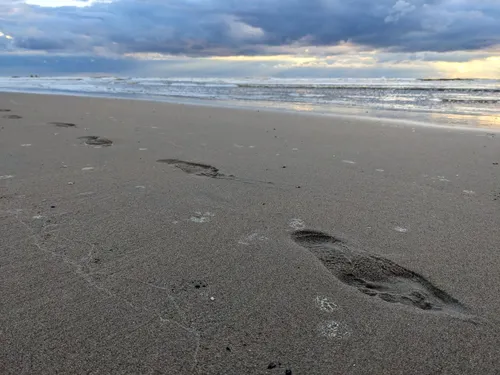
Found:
[0,0,498,58]
[385,0,416,23]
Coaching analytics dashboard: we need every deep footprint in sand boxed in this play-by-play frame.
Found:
[291,230,465,314]
[79,136,113,146]
[3,114,22,119]
[50,122,76,128]
[157,159,224,178]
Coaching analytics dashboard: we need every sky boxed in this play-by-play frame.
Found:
[0,0,499,78]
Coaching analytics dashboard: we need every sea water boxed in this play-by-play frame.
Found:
[1,76,498,129]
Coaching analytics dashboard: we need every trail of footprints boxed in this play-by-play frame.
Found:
[291,229,466,315]
[46,121,113,146]
[1,108,21,119]
[1,113,493,203]
[48,121,112,145]
[1,110,479,320]
[1,116,115,147]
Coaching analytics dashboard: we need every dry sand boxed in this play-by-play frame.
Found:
[1,92,500,374]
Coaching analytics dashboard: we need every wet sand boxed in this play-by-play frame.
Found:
[1,92,500,374]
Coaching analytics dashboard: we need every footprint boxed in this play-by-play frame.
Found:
[291,230,465,314]
[50,122,76,128]
[3,115,22,119]
[157,159,223,178]
[79,136,113,146]
[157,159,274,187]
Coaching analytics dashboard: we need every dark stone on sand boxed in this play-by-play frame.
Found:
[285,370,292,375]
[50,205,56,208]
[267,363,277,369]
[493,162,498,165]
[226,347,231,352]
[0,109,11,112]
[192,281,207,289]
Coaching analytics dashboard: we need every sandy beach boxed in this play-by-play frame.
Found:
[1,92,499,374]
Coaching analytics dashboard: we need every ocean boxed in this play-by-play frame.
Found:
[1,76,499,129]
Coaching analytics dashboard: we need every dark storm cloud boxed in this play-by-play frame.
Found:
[1,0,499,56]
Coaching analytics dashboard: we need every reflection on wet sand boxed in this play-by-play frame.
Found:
[228,98,500,130]
[429,112,500,129]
